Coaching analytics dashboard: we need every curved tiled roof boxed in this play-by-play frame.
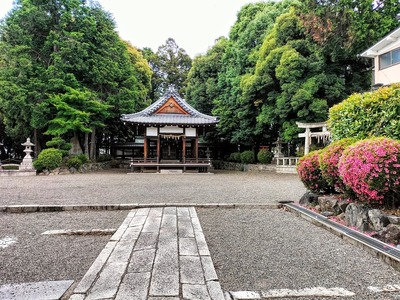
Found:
[121,86,218,126]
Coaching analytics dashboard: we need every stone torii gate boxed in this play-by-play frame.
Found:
[296,122,331,155]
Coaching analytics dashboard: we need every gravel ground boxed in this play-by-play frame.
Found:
[0,210,128,285]
[2,170,400,299]
[198,208,400,299]
[0,170,305,206]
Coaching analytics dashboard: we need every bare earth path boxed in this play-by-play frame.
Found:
[1,170,400,299]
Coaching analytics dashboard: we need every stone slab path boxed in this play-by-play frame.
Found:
[69,207,225,300]
[0,280,74,300]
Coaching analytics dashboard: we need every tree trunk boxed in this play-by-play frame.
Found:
[33,128,41,158]
[90,127,96,161]
[84,132,89,155]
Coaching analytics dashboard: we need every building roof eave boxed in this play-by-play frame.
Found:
[360,27,400,58]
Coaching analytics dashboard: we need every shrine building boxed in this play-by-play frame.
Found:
[120,87,218,173]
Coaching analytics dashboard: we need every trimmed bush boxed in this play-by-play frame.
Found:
[33,148,63,171]
[66,157,83,170]
[77,154,89,164]
[328,83,400,141]
[319,138,358,193]
[297,150,332,194]
[240,150,255,164]
[229,152,241,162]
[257,149,273,164]
[338,137,400,205]
[97,154,112,162]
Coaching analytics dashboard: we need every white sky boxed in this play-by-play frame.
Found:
[0,0,256,57]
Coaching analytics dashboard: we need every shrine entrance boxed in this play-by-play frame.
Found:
[160,137,182,161]
[121,87,218,172]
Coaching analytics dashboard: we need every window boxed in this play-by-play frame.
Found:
[379,47,400,70]
[393,48,400,65]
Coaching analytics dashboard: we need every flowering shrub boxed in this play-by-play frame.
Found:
[319,138,357,193]
[338,138,400,205]
[297,150,332,193]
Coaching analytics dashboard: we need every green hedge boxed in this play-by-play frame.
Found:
[240,150,255,164]
[328,83,400,141]
[33,148,63,171]
[229,152,241,162]
[257,149,273,164]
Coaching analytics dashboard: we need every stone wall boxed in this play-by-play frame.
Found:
[212,161,276,172]
[40,161,112,175]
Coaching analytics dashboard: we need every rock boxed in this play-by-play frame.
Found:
[321,211,334,217]
[372,224,400,245]
[334,200,349,215]
[318,196,337,213]
[388,215,400,225]
[337,213,346,221]
[368,209,389,231]
[299,191,319,206]
[345,203,370,231]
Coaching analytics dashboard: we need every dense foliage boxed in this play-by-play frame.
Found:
[33,148,63,171]
[257,149,273,164]
[143,38,192,99]
[186,37,228,115]
[188,0,399,150]
[240,150,255,164]
[66,156,83,170]
[319,138,358,193]
[0,0,151,159]
[229,152,241,163]
[1,0,399,160]
[339,138,400,205]
[297,150,332,193]
[298,137,400,207]
[328,84,400,141]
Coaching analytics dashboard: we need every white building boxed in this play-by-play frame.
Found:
[361,27,400,87]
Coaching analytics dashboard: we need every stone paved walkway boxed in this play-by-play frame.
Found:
[69,207,225,300]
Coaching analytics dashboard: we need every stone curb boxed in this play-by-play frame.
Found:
[0,203,282,213]
[285,203,400,272]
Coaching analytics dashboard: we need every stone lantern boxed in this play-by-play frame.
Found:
[19,138,35,171]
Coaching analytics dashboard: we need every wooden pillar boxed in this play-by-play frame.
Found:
[195,137,199,163]
[157,135,161,163]
[144,136,148,162]
[182,136,186,164]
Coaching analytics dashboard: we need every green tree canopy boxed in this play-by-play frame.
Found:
[143,38,192,99]
[0,0,149,158]
[186,37,228,115]
[213,0,294,147]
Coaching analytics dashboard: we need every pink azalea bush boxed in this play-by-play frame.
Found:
[338,138,400,205]
[297,150,332,193]
[319,138,357,193]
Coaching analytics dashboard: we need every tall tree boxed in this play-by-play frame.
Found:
[245,9,335,142]
[143,38,191,99]
[299,0,400,94]
[213,0,295,148]
[0,0,148,159]
[186,37,228,115]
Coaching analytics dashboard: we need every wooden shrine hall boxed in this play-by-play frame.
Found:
[121,87,218,173]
